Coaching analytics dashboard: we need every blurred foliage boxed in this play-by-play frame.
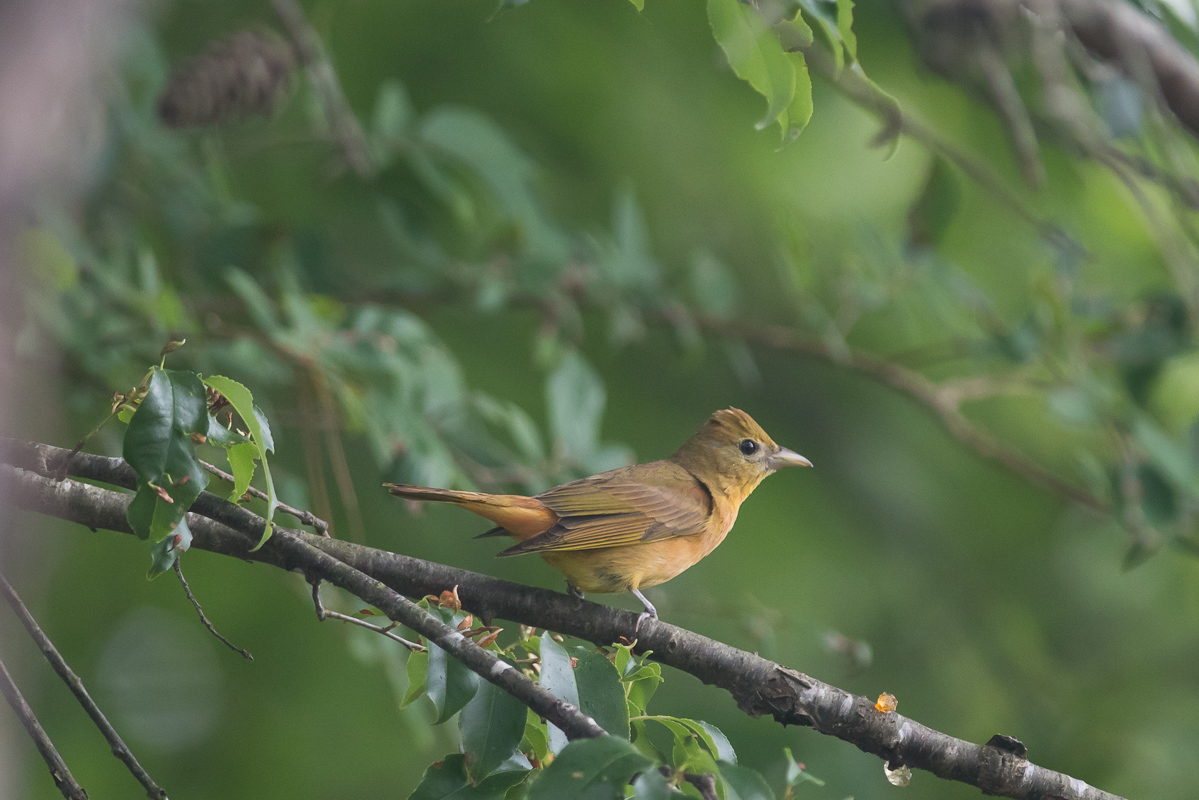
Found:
[6,0,1199,798]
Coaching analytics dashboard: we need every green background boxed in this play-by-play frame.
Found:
[2,1,1196,799]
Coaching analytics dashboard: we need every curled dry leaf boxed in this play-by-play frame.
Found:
[884,761,912,787]
[438,585,462,611]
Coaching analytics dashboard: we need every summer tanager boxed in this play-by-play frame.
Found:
[385,408,811,625]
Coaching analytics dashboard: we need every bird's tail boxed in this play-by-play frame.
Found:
[384,483,556,540]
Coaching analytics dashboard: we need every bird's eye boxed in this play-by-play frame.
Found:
[739,439,759,456]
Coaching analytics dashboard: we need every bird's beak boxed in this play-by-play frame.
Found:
[768,447,813,469]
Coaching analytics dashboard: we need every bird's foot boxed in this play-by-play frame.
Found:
[631,588,658,632]
[635,609,658,633]
[566,582,585,600]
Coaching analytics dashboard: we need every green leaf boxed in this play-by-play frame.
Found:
[785,52,813,139]
[418,107,568,261]
[538,632,579,754]
[570,647,629,739]
[202,375,278,548]
[526,737,652,800]
[460,678,528,783]
[798,0,843,72]
[427,610,482,723]
[708,0,796,136]
[772,9,813,51]
[410,753,530,800]
[205,413,251,447]
[125,485,157,541]
[908,157,961,248]
[122,368,210,541]
[546,352,606,466]
[401,646,429,709]
[628,0,645,10]
[372,79,414,166]
[253,405,275,452]
[630,769,674,800]
[224,441,258,502]
[718,761,775,800]
[147,518,193,580]
[615,644,662,716]
[679,720,735,764]
[836,0,857,61]
[520,708,550,764]
[225,268,281,335]
[782,748,824,788]
[1132,413,1199,498]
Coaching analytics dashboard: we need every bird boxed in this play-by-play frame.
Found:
[385,408,811,627]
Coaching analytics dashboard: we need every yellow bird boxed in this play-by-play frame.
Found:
[386,408,811,625]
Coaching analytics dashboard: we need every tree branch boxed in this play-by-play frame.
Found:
[1059,0,1199,142]
[0,656,88,800]
[0,440,1128,800]
[270,0,374,178]
[0,440,605,744]
[0,572,165,799]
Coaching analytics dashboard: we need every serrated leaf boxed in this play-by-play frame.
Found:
[718,760,775,800]
[122,368,210,541]
[225,441,258,502]
[526,737,652,800]
[202,375,277,548]
[708,0,796,137]
[460,678,527,783]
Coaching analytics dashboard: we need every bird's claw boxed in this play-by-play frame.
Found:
[635,609,657,632]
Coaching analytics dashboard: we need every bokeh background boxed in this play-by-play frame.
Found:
[2,1,1198,798]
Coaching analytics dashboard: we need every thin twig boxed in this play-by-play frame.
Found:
[270,0,374,178]
[172,559,254,660]
[0,656,88,800]
[0,572,166,800]
[311,581,424,652]
[199,458,330,536]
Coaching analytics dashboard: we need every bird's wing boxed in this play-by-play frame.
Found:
[497,461,712,555]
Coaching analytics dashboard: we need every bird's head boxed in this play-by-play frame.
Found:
[671,408,811,502]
